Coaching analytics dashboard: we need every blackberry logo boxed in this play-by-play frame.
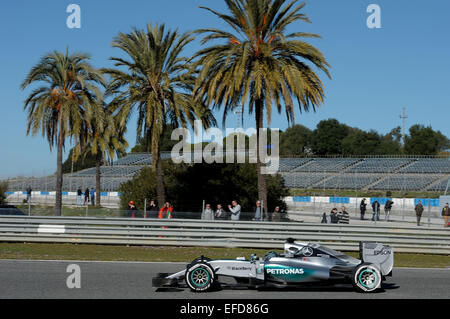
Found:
[231,267,252,271]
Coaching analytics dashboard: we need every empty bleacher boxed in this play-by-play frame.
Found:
[5,154,450,192]
[346,158,413,173]
[399,158,450,174]
[292,158,360,173]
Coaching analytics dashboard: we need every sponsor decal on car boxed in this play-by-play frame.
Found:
[266,267,304,275]
[264,265,314,281]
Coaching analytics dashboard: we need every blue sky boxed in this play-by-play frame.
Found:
[0,0,449,178]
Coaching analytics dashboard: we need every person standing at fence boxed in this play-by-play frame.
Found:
[228,200,241,221]
[84,187,90,205]
[215,204,227,220]
[127,201,137,218]
[371,200,380,221]
[90,188,95,206]
[338,206,350,224]
[146,199,158,218]
[26,186,32,204]
[360,198,367,220]
[272,206,281,222]
[415,201,424,226]
[384,199,393,221]
[201,203,214,220]
[252,200,262,221]
[76,187,82,207]
[158,202,173,219]
[330,208,339,224]
[441,203,449,228]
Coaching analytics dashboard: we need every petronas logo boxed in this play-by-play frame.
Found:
[266,267,304,275]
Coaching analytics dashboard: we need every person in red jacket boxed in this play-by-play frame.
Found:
[127,201,137,218]
[158,202,173,219]
[158,202,173,233]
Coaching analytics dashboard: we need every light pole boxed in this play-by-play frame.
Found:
[234,109,243,129]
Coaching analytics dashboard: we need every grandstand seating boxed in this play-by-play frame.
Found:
[315,173,381,190]
[5,154,450,192]
[368,174,440,191]
[346,158,413,173]
[279,158,311,172]
[399,158,450,174]
[292,158,360,173]
[281,173,331,188]
[426,177,450,192]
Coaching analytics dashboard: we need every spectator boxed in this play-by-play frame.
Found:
[338,206,350,224]
[442,203,450,228]
[127,201,137,218]
[253,200,262,221]
[360,198,367,220]
[215,204,227,220]
[415,200,424,226]
[158,202,173,219]
[272,206,281,222]
[90,188,95,206]
[320,212,328,224]
[384,199,394,221]
[76,187,82,207]
[228,200,241,221]
[146,199,158,218]
[330,208,339,224]
[371,200,380,221]
[84,187,90,205]
[26,186,32,204]
[201,203,214,220]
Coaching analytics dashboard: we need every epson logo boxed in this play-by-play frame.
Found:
[373,249,391,256]
[267,268,304,275]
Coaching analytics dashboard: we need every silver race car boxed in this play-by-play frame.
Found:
[153,238,394,293]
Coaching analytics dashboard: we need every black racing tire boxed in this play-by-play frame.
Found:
[351,263,382,293]
[185,262,216,292]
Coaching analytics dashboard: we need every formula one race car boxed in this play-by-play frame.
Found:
[153,238,394,293]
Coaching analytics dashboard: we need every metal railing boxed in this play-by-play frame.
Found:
[0,216,448,255]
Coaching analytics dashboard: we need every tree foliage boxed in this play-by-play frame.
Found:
[276,119,449,156]
[0,181,8,205]
[119,161,288,213]
[21,49,105,215]
[105,23,216,207]
[405,125,450,155]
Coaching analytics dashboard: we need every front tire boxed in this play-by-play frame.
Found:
[351,263,382,293]
[185,262,216,292]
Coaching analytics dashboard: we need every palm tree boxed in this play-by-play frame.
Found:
[73,101,128,207]
[105,23,215,207]
[22,49,105,215]
[193,0,331,212]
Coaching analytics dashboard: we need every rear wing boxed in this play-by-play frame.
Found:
[359,242,394,276]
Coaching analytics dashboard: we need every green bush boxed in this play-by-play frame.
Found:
[0,181,8,205]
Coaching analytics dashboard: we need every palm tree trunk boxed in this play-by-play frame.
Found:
[95,154,101,207]
[255,98,268,215]
[55,115,64,216]
[154,151,165,208]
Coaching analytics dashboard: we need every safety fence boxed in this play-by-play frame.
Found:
[0,216,448,255]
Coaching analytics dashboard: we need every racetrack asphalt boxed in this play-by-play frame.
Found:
[0,260,448,299]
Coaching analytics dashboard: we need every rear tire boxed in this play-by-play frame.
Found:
[185,262,216,292]
[351,263,382,293]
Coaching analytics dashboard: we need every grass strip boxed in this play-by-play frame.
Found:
[0,243,448,268]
